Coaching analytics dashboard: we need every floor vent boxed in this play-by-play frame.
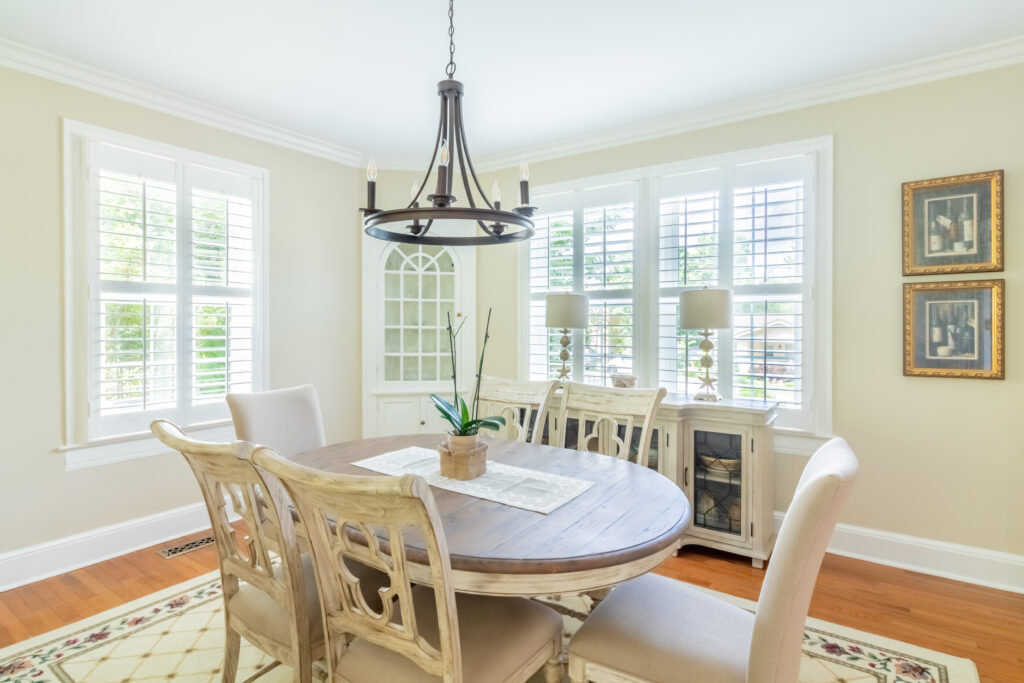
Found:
[159,535,216,559]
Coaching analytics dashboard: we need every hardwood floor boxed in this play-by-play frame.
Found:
[1,531,1022,682]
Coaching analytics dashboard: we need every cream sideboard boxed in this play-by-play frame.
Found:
[547,391,778,568]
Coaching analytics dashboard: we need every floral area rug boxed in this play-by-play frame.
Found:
[0,572,979,683]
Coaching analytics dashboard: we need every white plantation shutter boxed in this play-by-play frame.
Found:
[86,140,264,438]
[655,155,814,427]
[526,184,638,385]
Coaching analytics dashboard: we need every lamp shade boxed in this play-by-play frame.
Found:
[679,288,732,330]
[546,293,590,329]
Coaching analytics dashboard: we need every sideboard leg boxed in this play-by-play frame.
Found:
[752,557,764,569]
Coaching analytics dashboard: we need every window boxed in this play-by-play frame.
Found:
[526,184,638,387]
[65,123,267,445]
[522,139,831,432]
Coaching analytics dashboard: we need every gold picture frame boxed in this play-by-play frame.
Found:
[902,170,1003,275]
[903,280,1004,379]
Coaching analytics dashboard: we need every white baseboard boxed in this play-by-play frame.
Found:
[773,512,1024,595]
[0,500,221,593]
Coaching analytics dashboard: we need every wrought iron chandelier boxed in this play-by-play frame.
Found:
[360,0,536,246]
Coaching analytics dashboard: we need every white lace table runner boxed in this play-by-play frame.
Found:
[352,446,595,514]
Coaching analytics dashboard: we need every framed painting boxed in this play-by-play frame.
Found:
[903,280,1004,379]
[902,170,1003,275]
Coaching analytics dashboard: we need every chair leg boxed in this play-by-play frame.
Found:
[543,653,563,683]
[567,655,584,683]
[222,626,241,683]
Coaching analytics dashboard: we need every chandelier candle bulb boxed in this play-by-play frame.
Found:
[519,158,530,205]
[365,158,377,211]
[491,179,501,210]
[434,141,450,203]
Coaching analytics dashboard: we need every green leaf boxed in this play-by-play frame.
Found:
[458,395,470,423]
[429,394,462,428]
[476,416,506,431]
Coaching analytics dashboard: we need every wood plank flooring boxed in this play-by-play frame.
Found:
[1,530,1022,682]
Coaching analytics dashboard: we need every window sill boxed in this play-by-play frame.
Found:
[60,420,235,471]
[773,428,832,458]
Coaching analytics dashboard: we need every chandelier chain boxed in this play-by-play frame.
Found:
[446,0,456,78]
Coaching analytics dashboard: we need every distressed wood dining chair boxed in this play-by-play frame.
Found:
[555,382,667,467]
[567,437,860,683]
[476,375,558,444]
[151,419,322,683]
[227,384,327,458]
[252,447,565,683]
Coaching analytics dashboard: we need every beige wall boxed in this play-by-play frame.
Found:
[0,66,363,553]
[477,63,1024,555]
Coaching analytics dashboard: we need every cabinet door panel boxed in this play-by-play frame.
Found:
[687,421,752,548]
[376,396,423,437]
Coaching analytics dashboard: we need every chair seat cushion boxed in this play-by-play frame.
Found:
[227,554,389,649]
[336,587,562,683]
[569,573,754,683]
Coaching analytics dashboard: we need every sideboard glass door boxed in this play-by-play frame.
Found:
[692,428,745,537]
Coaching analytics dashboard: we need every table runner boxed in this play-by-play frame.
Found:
[352,446,595,514]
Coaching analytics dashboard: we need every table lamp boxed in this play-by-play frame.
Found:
[679,288,732,401]
[546,293,589,381]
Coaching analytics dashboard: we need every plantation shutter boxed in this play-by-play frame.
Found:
[526,183,637,385]
[88,142,261,438]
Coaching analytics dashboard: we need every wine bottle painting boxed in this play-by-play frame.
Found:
[925,300,978,361]
[904,280,1003,380]
[903,170,1002,276]
[924,194,978,257]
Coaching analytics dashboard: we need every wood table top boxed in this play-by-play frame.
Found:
[290,434,691,577]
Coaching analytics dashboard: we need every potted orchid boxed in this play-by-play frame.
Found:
[429,309,504,479]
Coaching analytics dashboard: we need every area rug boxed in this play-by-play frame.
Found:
[0,572,979,683]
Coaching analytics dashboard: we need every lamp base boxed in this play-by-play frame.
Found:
[557,328,571,381]
[692,391,723,402]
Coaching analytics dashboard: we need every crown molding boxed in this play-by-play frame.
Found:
[0,38,362,166]
[3,34,1023,172]
[473,34,1024,172]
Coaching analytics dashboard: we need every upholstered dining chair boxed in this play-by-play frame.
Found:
[556,382,667,467]
[476,375,558,444]
[151,419,322,683]
[252,447,565,683]
[566,437,860,683]
[227,385,326,458]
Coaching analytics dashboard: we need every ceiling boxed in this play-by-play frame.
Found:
[2,1,1024,166]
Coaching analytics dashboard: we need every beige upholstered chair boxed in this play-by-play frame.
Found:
[556,382,667,467]
[566,437,859,683]
[252,447,565,683]
[227,385,327,458]
[151,419,322,683]
[476,375,558,444]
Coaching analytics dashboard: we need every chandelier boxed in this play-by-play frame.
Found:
[360,0,536,246]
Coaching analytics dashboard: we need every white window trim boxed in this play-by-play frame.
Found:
[60,119,270,469]
[519,136,833,441]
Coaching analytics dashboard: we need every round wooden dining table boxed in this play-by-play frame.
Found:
[290,433,691,597]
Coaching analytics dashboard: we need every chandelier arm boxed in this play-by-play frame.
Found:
[410,96,448,208]
[419,219,435,236]
[454,95,495,210]
[449,99,498,236]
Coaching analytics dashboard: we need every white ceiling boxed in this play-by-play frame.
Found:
[2,0,1024,166]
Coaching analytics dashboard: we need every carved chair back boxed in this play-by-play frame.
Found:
[252,448,462,682]
[150,420,311,662]
[476,375,558,444]
[556,383,667,466]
